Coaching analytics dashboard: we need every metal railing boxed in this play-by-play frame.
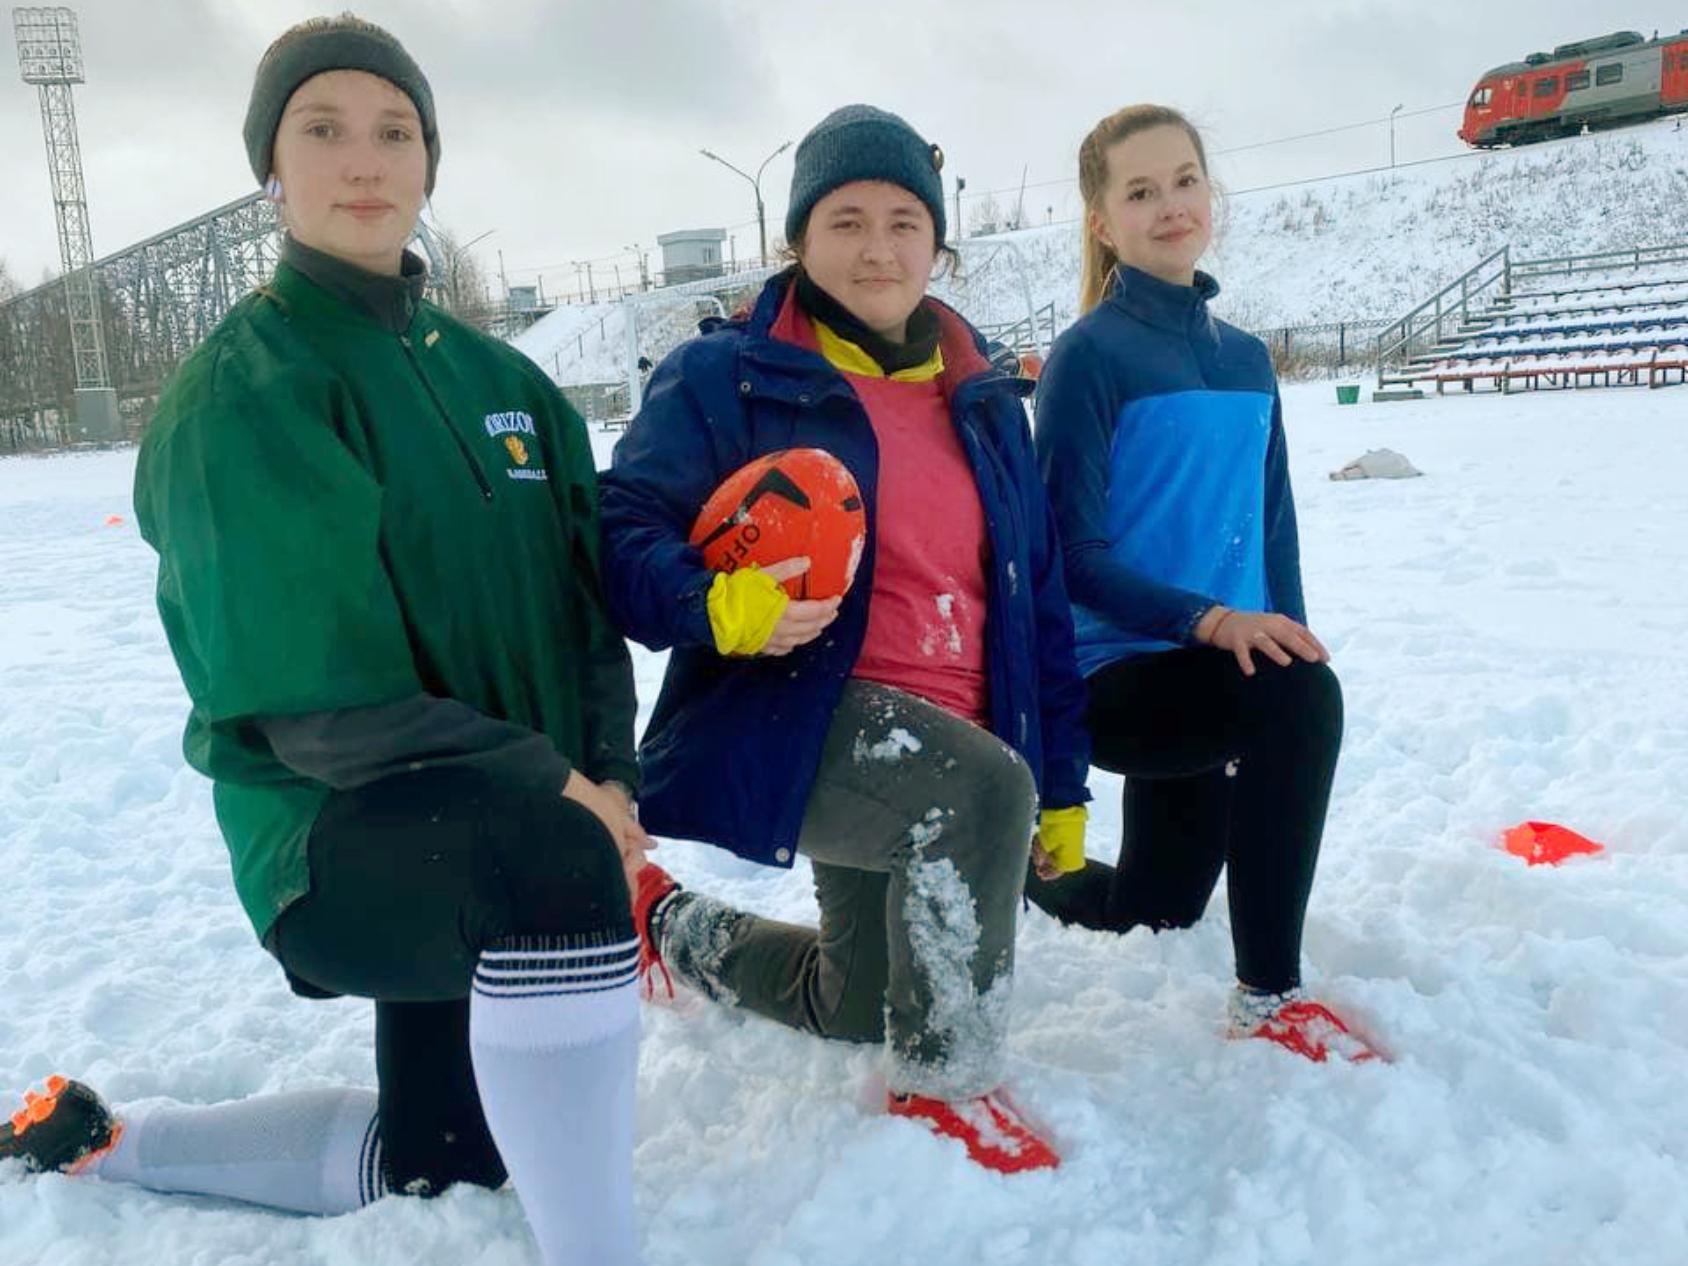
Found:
[1510,241,1688,289]
[977,302,1056,355]
[1255,318,1392,371]
[1377,238,1688,386]
[1374,246,1511,384]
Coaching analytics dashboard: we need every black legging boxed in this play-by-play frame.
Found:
[1024,649,1342,993]
[266,765,632,1196]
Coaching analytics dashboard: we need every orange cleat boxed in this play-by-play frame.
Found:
[888,1090,1060,1174]
[1230,990,1382,1064]
[1,1077,120,1174]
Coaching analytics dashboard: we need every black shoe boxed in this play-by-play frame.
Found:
[1,1077,118,1174]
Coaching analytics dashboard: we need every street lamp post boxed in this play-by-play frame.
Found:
[1389,103,1404,168]
[699,140,792,268]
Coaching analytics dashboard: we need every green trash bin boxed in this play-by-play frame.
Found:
[1335,384,1361,405]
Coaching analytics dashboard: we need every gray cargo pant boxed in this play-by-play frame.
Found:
[658,680,1038,1099]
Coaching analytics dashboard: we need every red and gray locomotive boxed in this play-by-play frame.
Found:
[1460,28,1688,147]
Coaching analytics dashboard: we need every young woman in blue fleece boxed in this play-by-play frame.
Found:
[1026,104,1378,1063]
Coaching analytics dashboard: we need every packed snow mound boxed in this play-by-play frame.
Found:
[1330,449,1424,481]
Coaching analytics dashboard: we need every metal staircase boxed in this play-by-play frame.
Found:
[1375,242,1688,396]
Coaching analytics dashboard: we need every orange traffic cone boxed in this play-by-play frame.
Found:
[1502,821,1604,866]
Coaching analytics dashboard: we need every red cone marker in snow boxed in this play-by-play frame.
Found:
[104,515,124,527]
[1502,821,1604,866]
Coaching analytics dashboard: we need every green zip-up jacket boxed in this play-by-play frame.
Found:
[135,247,638,939]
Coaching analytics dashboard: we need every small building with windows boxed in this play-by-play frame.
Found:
[658,229,728,285]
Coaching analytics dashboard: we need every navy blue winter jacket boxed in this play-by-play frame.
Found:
[1034,266,1306,676]
[599,271,1091,867]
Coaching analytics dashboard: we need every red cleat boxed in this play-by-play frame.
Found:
[888,1090,1060,1173]
[632,863,681,999]
[1231,993,1381,1064]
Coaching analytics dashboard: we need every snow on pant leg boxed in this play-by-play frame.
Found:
[659,682,1033,1093]
[660,861,891,1043]
[263,765,641,1261]
[799,682,1037,1100]
[88,1087,382,1214]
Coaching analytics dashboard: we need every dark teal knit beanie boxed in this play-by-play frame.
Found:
[785,104,946,245]
[243,17,439,194]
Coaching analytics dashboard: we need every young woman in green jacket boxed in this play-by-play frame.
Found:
[0,17,644,1266]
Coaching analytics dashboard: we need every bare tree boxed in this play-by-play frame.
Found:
[0,258,20,302]
[967,193,1003,238]
[428,226,494,320]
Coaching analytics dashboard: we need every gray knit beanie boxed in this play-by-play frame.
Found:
[243,17,439,194]
[784,104,946,245]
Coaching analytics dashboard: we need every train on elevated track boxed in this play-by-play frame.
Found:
[1460,28,1688,147]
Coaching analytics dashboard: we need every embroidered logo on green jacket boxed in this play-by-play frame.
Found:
[484,409,548,482]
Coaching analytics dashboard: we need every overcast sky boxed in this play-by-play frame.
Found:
[5,0,1687,298]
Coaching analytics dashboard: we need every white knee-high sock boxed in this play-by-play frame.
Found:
[469,934,641,1266]
[89,1087,382,1214]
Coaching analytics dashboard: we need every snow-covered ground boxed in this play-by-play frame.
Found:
[3,380,1687,1265]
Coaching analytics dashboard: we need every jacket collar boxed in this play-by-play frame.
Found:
[1105,264,1221,335]
[730,269,1024,408]
[270,235,428,334]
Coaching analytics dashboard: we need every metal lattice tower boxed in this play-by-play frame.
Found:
[14,6,105,390]
[13,5,119,439]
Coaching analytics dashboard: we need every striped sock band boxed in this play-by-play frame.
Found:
[356,1109,386,1207]
[469,928,642,1263]
[472,931,640,1048]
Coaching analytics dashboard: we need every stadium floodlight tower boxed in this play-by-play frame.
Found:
[13,6,120,441]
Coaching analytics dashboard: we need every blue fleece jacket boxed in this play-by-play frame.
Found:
[1033,266,1306,676]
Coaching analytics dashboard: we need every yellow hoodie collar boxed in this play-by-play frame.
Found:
[813,318,945,383]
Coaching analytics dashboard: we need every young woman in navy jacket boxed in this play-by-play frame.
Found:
[600,106,1093,1169]
[1028,105,1375,1062]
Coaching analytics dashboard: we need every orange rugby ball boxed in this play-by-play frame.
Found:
[689,448,866,600]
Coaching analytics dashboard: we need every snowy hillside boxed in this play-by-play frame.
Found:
[511,270,777,389]
[508,299,627,385]
[3,382,1687,1265]
[514,117,1688,389]
[938,116,1688,333]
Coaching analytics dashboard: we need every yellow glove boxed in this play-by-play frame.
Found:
[1037,805,1089,874]
[706,567,789,656]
